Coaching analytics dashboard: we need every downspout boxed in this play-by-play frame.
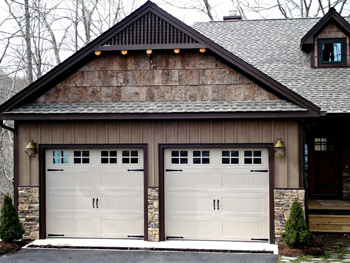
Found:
[0,120,14,133]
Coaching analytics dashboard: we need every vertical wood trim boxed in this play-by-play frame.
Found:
[285,121,288,187]
[14,122,19,208]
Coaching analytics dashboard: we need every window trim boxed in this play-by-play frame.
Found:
[318,38,347,67]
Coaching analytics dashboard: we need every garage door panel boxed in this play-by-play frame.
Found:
[101,195,143,212]
[166,219,213,238]
[100,218,143,237]
[167,196,213,213]
[221,173,267,190]
[49,195,92,212]
[99,172,143,189]
[48,172,92,189]
[222,220,267,239]
[47,218,92,236]
[222,196,266,214]
[166,173,211,190]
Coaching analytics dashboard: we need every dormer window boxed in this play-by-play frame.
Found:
[318,38,346,67]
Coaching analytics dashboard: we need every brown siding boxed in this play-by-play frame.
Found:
[314,22,350,67]
[18,120,299,188]
[38,50,279,103]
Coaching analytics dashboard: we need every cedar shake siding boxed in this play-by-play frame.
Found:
[37,51,279,103]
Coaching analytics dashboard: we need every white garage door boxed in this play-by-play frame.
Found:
[46,148,144,239]
[165,148,269,241]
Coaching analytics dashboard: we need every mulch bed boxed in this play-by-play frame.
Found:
[278,240,325,257]
[0,240,29,255]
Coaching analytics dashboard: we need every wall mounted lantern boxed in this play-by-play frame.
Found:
[174,49,180,54]
[25,140,37,157]
[274,138,286,157]
[94,51,101,56]
[121,50,128,55]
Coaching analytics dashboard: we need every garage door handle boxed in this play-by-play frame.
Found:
[127,169,144,172]
[166,169,183,172]
[213,199,216,210]
[96,198,98,209]
[250,170,268,172]
[47,169,64,172]
[217,199,220,210]
[92,198,95,209]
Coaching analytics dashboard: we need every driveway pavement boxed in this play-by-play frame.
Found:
[0,248,278,263]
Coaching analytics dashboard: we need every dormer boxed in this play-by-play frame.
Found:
[301,8,350,68]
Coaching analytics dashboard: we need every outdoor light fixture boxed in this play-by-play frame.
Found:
[25,140,37,157]
[121,50,128,55]
[199,48,206,53]
[94,51,101,56]
[174,49,180,54]
[146,49,153,55]
[274,138,286,157]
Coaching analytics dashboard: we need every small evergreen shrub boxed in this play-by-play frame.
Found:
[281,200,312,248]
[0,194,25,242]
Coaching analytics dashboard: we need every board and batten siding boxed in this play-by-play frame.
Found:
[18,120,299,188]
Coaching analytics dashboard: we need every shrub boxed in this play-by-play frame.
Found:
[0,194,25,242]
[281,200,312,248]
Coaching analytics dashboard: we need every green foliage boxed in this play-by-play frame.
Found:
[0,194,25,242]
[281,200,312,248]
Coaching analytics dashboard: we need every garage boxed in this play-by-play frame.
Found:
[164,147,270,241]
[45,147,145,239]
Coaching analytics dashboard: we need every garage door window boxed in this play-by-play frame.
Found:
[122,150,139,164]
[222,150,239,164]
[74,151,90,164]
[244,150,262,164]
[101,151,117,164]
[193,150,210,164]
[53,150,69,164]
[171,151,188,164]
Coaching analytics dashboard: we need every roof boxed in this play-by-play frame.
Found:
[193,16,350,113]
[6,100,306,114]
[0,1,321,120]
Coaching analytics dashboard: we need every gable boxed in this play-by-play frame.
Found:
[102,11,199,47]
[0,1,320,119]
[37,51,279,104]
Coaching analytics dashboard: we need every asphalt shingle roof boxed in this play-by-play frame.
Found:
[6,100,306,114]
[193,18,350,113]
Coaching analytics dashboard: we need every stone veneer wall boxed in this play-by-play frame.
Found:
[274,189,305,241]
[148,187,159,242]
[343,172,350,200]
[18,187,39,240]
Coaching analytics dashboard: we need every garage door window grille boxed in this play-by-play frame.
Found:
[193,150,210,164]
[171,151,188,164]
[122,150,139,164]
[222,150,239,164]
[74,151,90,164]
[244,151,262,164]
[53,150,69,164]
[101,151,117,164]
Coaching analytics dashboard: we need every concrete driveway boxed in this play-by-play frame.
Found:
[0,248,278,263]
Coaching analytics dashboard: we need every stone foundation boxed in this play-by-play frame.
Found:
[343,172,350,200]
[148,187,159,242]
[18,187,39,240]
[274,189,305,241]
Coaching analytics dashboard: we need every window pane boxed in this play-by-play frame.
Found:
[321,41,343,62]
[202,158,210,164]
[131,158,138,164]
[254,158,262,164]
[74,151,81,157]
[101,158,108,164]
[171,151,179,157]
[254,151,261,157]
[222,158,229,164]
[171,158,179,164]
[193,151,200,157]
[202,151,210,157]
[53,158,61,164]
[193,158,201,164]
[231,151,239,157]
[62,158,69,164]
[180,158,188,164]
[82,158,89,164]
[180,151,188,157]
[110,151,117,157]
[82,151,89,157]
[222,151,230,157]
[63,151,69,157]
[231,158,239,164]
[131,151,138,157]
[244,158,252,164]
[122,151,129,157]
[74,158,81,164]
[122,158,129,163]
[110,158,117,164]
[101,151,108,157]
[244,151,252,157]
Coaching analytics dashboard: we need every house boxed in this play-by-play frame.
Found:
[0,1,349,244]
